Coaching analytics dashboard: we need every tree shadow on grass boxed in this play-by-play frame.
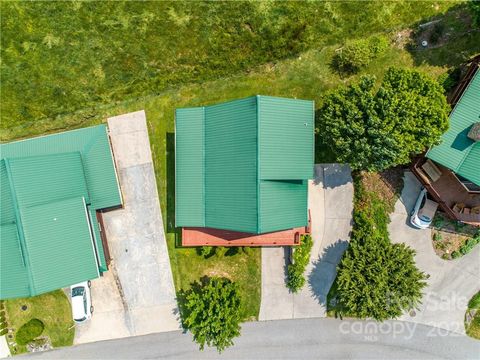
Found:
[308,240,349,308]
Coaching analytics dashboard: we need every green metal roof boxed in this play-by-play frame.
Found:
[0,125,121,299]
[175,95,314,234]
[427,68,480,186]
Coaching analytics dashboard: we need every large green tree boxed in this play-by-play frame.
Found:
[336,234,427,321]
[317,67,449,171]
[183,277,241,352]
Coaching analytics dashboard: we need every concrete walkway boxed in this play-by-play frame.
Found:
[75,111,179,344]
[259,164,353,320]
[0,336,10,359]
[389,171,480,335]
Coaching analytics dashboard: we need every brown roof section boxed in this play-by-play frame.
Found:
[181,226,308,247]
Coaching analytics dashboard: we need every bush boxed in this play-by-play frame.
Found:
[433,233,442,241]
[183,277,241,352]
[215,247,228,257]
[451,250,461,259]
[333,35,389,74]
[15,319,44,345]
[242,247,253,256]
[286,235,313,293]
[198,246,215,258]
[459,236,480,255]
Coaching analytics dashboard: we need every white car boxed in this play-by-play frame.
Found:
[410,188,439,229]
[71,281,93,324]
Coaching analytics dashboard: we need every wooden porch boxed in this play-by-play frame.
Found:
[411,157,480,226]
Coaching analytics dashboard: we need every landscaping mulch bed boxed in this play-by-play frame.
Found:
[431,212,480,260]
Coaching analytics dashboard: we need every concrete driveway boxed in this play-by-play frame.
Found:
[389,171,480,335]
[259,164,353,320]
[75,111,179,344]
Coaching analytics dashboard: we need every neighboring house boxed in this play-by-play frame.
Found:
[0,125,122,299]
[175,95,314,246]
[411,58,480,226]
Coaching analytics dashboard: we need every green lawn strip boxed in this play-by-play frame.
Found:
[5,290,74,354]
[466,291,480,340]
[1,1,458,128]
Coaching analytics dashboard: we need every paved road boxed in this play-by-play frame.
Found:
[260,164,353,320]
[389,171,480,335]
[25,318,479,359]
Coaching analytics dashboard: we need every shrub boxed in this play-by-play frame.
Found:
[215,247,228,257]
[333,35,389,74]
[199,246,215,258]
[459,236,480,255]
[451,250,461,259]
[242,247,253,256]
[433,233,442,241]
[183,277,241,352]
[286,235,313,293]
[15,319,44,345]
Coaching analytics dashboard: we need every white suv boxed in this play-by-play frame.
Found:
[410,188,439,229]
[70,281,93,323]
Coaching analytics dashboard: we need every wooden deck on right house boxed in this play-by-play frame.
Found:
[411,157,480,226]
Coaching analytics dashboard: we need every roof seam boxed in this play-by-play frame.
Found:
[256,95,261,234]
[202,106,206,227]
[4,158,35,296]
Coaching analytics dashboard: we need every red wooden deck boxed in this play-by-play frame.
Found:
[181,226,308,246]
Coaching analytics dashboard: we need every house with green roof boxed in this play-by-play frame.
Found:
[175,95,314,246]
[411,59,480,226]
[0,125,122,299]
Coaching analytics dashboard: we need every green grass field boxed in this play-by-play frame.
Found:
[1,1,459,129]
[5,291,74,354]
[1,2,479,323]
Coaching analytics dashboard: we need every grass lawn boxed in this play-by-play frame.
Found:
[4,290,74,354]
[1,4,479,323]
[1,1,458,128]
[466,291,480,340]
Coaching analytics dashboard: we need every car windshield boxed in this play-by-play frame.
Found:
[72,287,84,297]
[420,214,431,222]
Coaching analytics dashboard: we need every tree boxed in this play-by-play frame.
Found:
[469,0,480,27]
[336,233,427,321]
[332,35,389,74]
[183,277,241,352]
[317,67,449,171]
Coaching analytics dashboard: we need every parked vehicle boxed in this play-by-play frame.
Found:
[70,281,93,323]
[410,187,439,229]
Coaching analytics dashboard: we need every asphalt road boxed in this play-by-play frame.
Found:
[23,318,479,360]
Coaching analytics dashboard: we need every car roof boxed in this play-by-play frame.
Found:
[71,295,85,319]
[420,199,439,218]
